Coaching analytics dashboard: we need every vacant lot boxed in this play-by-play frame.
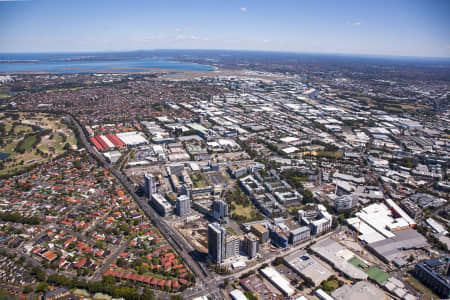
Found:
[405,275,439,300]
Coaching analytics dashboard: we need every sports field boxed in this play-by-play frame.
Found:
[348,257,389,284]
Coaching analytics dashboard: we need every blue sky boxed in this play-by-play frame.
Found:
[0,0,449,57]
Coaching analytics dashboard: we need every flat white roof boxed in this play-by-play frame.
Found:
[229,289,248,300]
[116,131,148,146]
[385,198,416,226]
[261,267,295,296]
[316,288,335,300]
[280,136,299,144]
[282,146,299,154]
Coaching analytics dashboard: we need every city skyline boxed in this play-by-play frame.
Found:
[0,0,449,57]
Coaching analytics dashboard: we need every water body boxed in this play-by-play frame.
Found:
[309,89,319,99]
[0,53,214,73]
[0,153,10,161]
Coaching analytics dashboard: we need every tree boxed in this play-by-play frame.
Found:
[35,282,49,293]
[23,285,33,294]
[304,276,315,287]
[245,292,258,300]
[141,288,155,300]
[30,266,46,281]
[272,256,284,266]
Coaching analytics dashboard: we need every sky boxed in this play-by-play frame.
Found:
[0,0,449,57]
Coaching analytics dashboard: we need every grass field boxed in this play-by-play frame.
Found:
[0,112,77,177]
[348,257,369,269]
[321,278,340,293]
[13,124,33,134]
[405,275,440,300]
[366,266,390,284]
[17,135,38,152]
[348,257,389,284]
[231,203,255,218]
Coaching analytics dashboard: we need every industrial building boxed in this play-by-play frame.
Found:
[315,289,335,300]
[346,201,416,244]
[332,281,388,300]
[311,238,368,280]
[260,266,295,296]
[229,289,248,300]
[115,131,149,146]
[366,229,428,266]
[285,251,334,286]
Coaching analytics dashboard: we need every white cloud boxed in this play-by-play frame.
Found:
[240,7,247,12]
[263,39,270,43]
[346,21,361,26]
[174,34,208,41]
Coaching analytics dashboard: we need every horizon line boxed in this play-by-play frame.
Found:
[1,48,450,61]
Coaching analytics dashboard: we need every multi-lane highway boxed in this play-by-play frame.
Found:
[68,115,225,299]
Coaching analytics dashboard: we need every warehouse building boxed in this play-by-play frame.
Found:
[285,251,334,286]
[311,238,368,280]
[260,266,295,296]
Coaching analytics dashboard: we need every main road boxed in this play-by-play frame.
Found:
[67,115,225,299]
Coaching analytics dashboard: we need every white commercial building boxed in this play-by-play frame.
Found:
[348,201,416,244]
[316,289,335,300]
[116,131,148,146]
[229,289,248,300]
[426,218,448,235]
[260,267,295,296]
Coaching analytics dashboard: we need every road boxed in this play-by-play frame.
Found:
[68,114,344,300]
[222,229,336,280]
[91,238,130,281]
[68,115,224,298]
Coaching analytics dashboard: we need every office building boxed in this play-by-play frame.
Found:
[144,174,156,198]
[212,199,229,222]
[208,222,226,264]
[310,204,333,235]
[176,194,191,217]
[311,218,332,235]
[334,194,358,212]
[270,229,289,248]
[251,224,269,243]
[289,226,311,245]
[151,193,172,217]
[414,258,450,299]
[245,233,259,258]
[225,235,240,260]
